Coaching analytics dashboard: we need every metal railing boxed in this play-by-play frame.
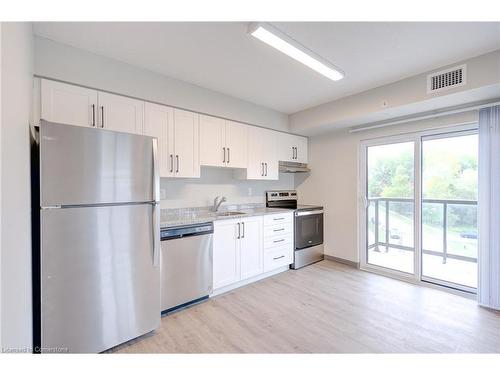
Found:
[367,197,477,264]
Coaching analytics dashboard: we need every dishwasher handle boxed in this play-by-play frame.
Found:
[161,222,214,240]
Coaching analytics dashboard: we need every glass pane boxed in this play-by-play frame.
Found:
[366,142,414,274]
[421,134,478,289]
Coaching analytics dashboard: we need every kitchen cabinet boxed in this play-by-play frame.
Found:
[97,92,144,135]
[242,126,278,180]
[200,115,247,169]
[41,79,144,135]
[144,104,200,178]
[279,132,308,164]
[41,79,98,128]
[213,216,264,290]
[213,219,241,290]
[173,109,200,178]
[263,212,294,272]
[144,102,173,177]
[239,216,264,280]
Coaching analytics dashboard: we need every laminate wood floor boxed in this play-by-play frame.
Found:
[111,260,500,353]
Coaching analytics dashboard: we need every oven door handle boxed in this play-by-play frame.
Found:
[295,210,324,217]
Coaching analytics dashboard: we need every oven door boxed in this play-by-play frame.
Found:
[294,210,324,249]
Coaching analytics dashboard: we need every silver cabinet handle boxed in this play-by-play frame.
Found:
[261,162,264,176]
[237,222,241,239]
[295,147,297,159]
[291,146,294,159]
[100,106,104,128]
[176,155,179,173]
[273,239,284,243]
[273,217,285,221]
[170,154,174,173]
[91,104,96,127]
[273,255,285,260]
[227,148,230,164]
[223,147,226,163]
[265,163,268,176]
[241,221,245,238]
[273,228,285,232]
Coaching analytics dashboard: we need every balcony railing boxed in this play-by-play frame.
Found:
[367,197,477,264]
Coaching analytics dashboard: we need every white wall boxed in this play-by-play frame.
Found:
[0,22,34,351]
[161,169,295,209]
[34,36,289,132]
[295,111,478,263]
[290,50,500,135]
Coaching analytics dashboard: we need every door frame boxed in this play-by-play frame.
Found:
[358,123,478,293]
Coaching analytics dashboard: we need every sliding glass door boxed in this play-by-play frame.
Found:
[366,142,415,275]
[421,133,478,291]
[360,127,478,292]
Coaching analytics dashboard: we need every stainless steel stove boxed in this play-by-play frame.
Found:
[266,190,324,269]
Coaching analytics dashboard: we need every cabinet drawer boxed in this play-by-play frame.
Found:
[264,245,293,272]
[263,222,293,238]
[264,213,293,226]
[264,233,292,250]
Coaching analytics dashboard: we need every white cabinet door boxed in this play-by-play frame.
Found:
[41,79,98,128]
[262,129,278,180]
[278,133,296,162]
[294,135,308,163]
[173,109,200,178]
[200,115,225,167]
[246,126,266,179]
[225,120,248,169]
[144,102,174,177]
[240,216,264,280]
[213,220,241,289]
[98,92,144,135]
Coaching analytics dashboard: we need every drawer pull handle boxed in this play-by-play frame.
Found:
[273,217,285,221]
[273,228,285,232]
[273,255,285,260]
[273,239,285,243]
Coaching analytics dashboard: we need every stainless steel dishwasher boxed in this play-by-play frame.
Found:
[160,222,213,313]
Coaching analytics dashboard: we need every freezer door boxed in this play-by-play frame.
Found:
[40,120,155,206]
[41,204,160,353]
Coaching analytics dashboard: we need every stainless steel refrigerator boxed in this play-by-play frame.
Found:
[31,120,161,353]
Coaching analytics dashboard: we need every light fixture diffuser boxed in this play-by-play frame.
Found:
[249,23,344,81]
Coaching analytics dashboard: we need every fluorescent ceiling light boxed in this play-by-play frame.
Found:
[249,23,344,81]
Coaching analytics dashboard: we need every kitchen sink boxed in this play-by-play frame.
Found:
[216,211,245,217]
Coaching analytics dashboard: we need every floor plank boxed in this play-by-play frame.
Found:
[110,260,500,353]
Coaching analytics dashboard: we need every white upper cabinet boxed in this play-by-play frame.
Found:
[97,92,144,135]
[144,102,174,177]
[244,126,278,180]
[41,79,98,128]
[225,120,248,169]
[279,132,308,164]
[200,115,225,167]
[172,109,200,178]
[199,116,248,169]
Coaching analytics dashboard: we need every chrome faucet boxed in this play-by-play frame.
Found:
[212,196,227,212]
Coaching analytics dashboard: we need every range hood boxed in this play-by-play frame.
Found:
[279,161,311,173]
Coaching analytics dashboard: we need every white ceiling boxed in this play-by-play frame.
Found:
[33,22,500,114]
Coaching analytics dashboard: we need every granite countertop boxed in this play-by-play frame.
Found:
[160,204,293,229]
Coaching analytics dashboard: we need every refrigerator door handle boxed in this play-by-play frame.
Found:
[152,138,160,203]
[152,202,160,267]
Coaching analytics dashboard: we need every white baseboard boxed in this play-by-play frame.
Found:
[210,265,290,297]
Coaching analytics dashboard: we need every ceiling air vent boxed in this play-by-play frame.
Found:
[427,64,466,94]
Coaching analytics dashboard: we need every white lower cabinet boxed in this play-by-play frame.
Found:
[263,212,294,272]
[239,216,264,280]
[213,216,264,290]
[213,219,241,289]
[213,213,293,293]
